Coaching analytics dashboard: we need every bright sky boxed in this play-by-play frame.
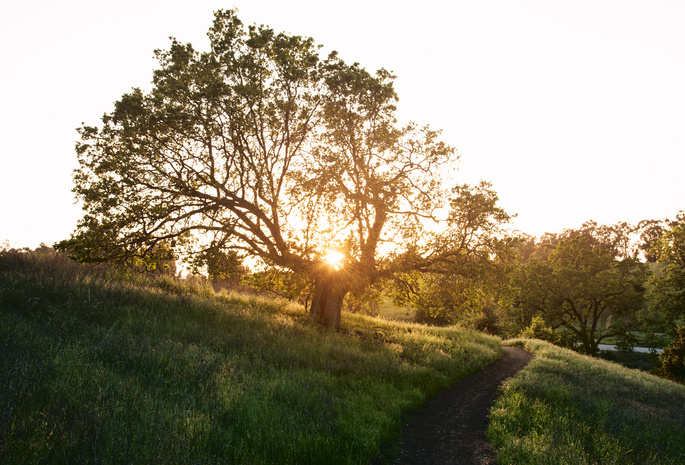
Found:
[1,0,683,249]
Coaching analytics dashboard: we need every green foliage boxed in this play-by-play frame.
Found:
[0,247,502,464]
[390,181,519,330]
[243,268,314,308]
[643,212,685,333]
[512,237,649,355]
[636,218,668,262]
[518,316,561,345]
[189,247,247,291]
[653,326,685,384]
[489,339,685,464]
[518,220,642,265]
[342,283,384,315]
[190,248,241,279]
[651,212,685,267]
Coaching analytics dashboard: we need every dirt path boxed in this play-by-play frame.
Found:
[385,346,532,465]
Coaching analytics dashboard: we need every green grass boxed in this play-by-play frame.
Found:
[0,247,502,464]
[489,339,685,464]
[377,297,415,322]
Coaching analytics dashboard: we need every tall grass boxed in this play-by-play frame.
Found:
[488,339,685,464]
[0,247,502,464]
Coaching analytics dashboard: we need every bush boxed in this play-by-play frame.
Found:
[517,316,561,345]
[653,325,685,384]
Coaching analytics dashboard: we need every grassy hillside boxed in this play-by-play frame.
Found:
[0,247,502,464]
[5,247,684,464]
[489,339,685,464]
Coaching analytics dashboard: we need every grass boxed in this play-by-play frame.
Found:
[0,247,502,464]
[377,297,414,322]
[489,339,685,464]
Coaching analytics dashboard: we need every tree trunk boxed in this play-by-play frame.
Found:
[309,268,349,329]
[580,330,598,356]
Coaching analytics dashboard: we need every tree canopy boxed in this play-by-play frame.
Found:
[57,9,479,328]
[513,236,648,355]
[388,181,518,329]
[643,212,685,333]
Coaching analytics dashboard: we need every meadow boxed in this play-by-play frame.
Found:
[2,247,684,464]
[0,247,501,464]
[489,339,685,464]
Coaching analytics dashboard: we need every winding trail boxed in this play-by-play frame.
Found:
[387,346,532,465]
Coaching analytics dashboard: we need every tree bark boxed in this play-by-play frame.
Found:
[309,267,349,329]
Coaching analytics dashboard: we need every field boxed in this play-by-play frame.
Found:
[489,339,685,464]
[2,247,684,464]
[0,247,501,464]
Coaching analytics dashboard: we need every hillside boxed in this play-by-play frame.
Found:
[0,247,502,464]
[3,247,684,464]
[489,339,685,464]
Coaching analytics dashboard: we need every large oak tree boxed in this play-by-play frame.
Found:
[58,9,464,328]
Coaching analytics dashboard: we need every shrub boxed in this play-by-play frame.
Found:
[518,316,561,345]
[653,325,685,384]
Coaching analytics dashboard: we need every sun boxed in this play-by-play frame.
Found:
[324,250,345,270]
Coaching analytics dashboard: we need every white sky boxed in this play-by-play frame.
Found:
[1,0,684,249]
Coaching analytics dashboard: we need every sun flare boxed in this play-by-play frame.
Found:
[324,250,345,270]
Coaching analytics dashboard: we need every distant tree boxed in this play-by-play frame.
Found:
[56,9,466,328]
[653,325,685,384]
[513,237,648,355]
[557,220,637,259]
[516,234,539,264]
[191,248,246,290]
[643,212,685,332]
[524,233,562,262]
[637,219,668,262]
[522,221,639,265]
[144,242,178,275]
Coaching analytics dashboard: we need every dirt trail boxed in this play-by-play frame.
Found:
[385,346,532,465]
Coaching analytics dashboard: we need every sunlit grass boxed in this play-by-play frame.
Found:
[489,339,685,464]
[377,297,415,322]
[0,247,502,464]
